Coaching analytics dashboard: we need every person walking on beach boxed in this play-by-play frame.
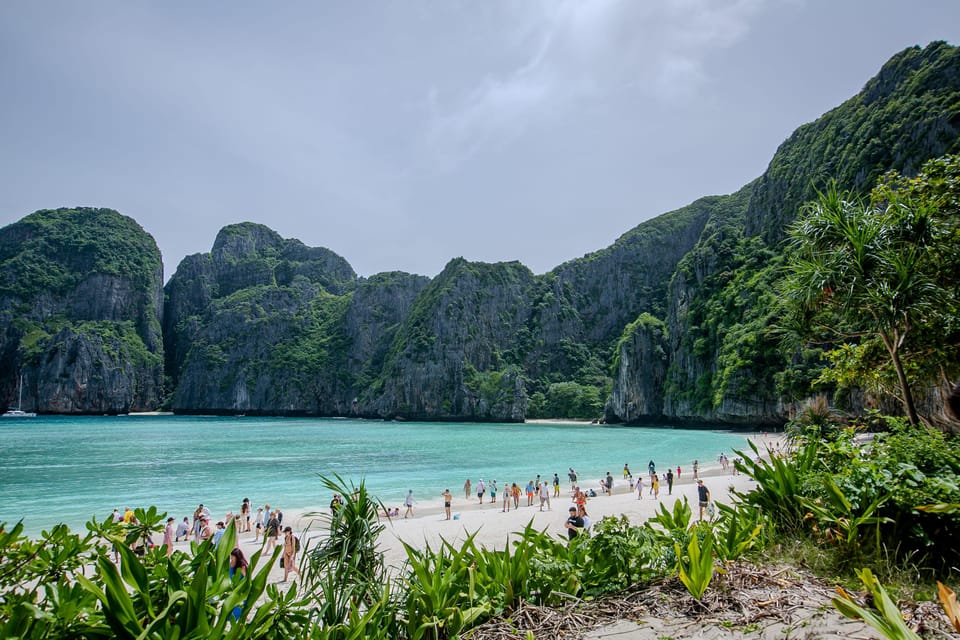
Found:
[697,479,711,521]
[442,489,452,520]
[512,482,521,509]
[404,490,415,518]
[538,481,551,511]
[163,517,175,557]
[553,473,561,497]
[264,511,280,553]
[652,475,660,500]
[464,479,471,500]
[477,479,485,504]
[692,460,699,480]
[605,472,614,495]
[635,475,643,499]
[502,485,512,512]
[489,480,497,504]
[666,468,674,495]
[525,480,535,506]
[282,527,300,583]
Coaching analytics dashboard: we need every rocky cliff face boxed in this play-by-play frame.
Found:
[745,41,960,246]
[0,208,164,413]
[607,41,960,427]
[362,259,533,421]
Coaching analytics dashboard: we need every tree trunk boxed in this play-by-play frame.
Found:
[883,335,919,426]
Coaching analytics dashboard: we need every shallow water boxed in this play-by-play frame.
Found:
[0,415,754,534]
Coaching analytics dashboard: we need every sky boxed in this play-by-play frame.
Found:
[2,1,959,282]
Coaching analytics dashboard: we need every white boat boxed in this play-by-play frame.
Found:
[3,373,36,418]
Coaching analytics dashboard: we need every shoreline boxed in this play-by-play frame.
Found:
[263,433,785,577]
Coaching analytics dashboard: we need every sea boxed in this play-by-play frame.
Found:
[0,415,758,535]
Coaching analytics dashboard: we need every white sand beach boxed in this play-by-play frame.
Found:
[214,432,786,582]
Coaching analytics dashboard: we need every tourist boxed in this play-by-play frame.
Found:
[123,506,135,524]
[578,504,592,536]
[404,490,415,518]
[212,521,227,547]
[666,468,674,495]
[512,482,521,509]
[254,507,265,541]
[623,463,630,479]
[329,493,343,515]
[538,481,551,511]
[677,465,681,479]
[635,475,643,499]
[282,526,300,583]
[648,460,656,480]
[163,517,175,557]
[697,479,711,521]
[692,460,699,480]
[477,479,485,504]
[605,472,614,495]
[240,498,251,532]
[489,480,497,504]
[229,547,248,622]
[652,475,660,500]
[464,478,471,500]
[568,468,578,485]
[175,517,190,541]
[565,506,584,541]
[199,517,213,542]
[552,473,561,498]
[229,547,248,579]
[502,484,512,512]
[443,488,452,520]
[264,511,280,553]
[525,480,535,506]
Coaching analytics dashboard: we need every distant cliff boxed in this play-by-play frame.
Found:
[0,208,164,413]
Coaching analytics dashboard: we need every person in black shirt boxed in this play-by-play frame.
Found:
[697,479,711,521]
[565,506,584,540]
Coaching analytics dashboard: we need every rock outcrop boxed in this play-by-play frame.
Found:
[0,208,164,413]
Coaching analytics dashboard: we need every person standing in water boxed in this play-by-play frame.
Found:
[464,479,471,500]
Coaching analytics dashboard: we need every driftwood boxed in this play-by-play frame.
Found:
[463,562,960,640]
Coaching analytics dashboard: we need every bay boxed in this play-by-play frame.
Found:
[0,415,756,535]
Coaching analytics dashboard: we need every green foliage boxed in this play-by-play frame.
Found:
[734,440,821,532]
[748,41,960,246]
[0,208,162,301]
[674,529,715,600]
[526,380,605,419]
[304,474,387,610]
[833,568,922,640]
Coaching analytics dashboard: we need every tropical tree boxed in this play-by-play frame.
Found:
[779,158,960,426]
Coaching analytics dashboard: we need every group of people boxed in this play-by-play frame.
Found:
[114,497,303,585]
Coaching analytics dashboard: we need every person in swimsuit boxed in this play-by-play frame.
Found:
[443,489,452,520]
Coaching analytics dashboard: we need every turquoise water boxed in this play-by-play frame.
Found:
[0,416,753,534]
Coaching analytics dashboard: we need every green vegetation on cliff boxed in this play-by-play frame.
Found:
[0,208,161,301]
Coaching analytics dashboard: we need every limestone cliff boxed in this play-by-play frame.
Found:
[362,258,533,421]
[0,208,164,413]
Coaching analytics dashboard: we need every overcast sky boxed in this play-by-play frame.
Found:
[2,1,958,281]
